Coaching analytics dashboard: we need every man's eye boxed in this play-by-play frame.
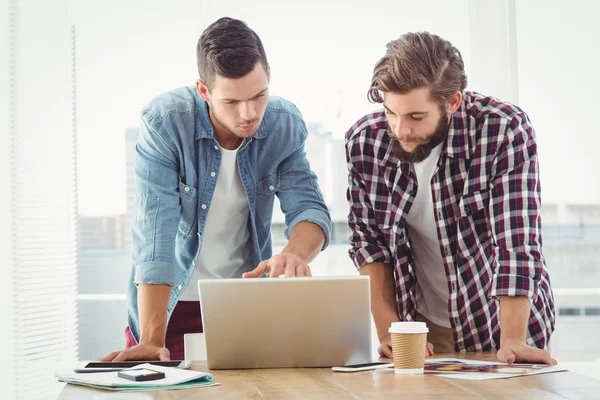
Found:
[411,116,423,121]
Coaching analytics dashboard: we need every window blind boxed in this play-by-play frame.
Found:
[5,1,79,398]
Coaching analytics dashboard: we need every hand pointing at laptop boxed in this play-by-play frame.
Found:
[243,252,312,278]
[243,221,324,278]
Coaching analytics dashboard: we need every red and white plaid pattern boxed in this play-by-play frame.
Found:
[345,91,555,351]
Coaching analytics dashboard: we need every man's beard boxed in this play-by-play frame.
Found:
[388,112,450,163]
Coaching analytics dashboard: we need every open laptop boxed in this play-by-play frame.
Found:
[198,276,372,369]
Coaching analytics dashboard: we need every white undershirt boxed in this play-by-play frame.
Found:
[404,144,451,328]
[179,143,253,301]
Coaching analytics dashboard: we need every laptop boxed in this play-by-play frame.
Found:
[198,276,372,369]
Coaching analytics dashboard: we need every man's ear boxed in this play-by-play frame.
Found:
[196,79,210,102]
[446,91,462,114]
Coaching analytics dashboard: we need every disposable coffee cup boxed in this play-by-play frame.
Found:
[388,321,429,375]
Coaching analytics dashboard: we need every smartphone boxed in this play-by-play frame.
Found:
[74,360,191,373]
[117,368,166,382]
[332,362,394,372]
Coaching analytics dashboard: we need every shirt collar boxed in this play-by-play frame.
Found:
[445,96,473,160]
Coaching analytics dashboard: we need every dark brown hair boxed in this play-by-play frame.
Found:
[197,17,269,89]
[368,32,467,105]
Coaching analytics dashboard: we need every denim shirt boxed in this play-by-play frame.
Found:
[127,86,332,343]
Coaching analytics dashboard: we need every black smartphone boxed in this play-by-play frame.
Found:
[117,368,166,382]
[76,360,191,372]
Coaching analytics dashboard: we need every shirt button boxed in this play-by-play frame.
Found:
[213,145,218,150]
[269,185,274,191]
[454,318,460,325]
[210,172,216,178]
[444,247,450,256]
[451,282,456,291]
[465,206,471,215]
[184,186,190,192]
[437,211,443,219]
[177,285,182,290]
[201,204,207,210]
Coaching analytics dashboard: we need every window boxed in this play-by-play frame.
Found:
[9,0,600,382]
[3,1,78,398]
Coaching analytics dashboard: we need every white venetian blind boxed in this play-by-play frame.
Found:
[4,0,79,398]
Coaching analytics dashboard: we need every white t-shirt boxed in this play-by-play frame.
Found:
[179,143,253,301]
[404,143,451,328]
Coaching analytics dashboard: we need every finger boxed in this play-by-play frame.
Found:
[113,346,159,362]
[268,260,286,278]
[112,350,132,362]
[242,261,268,278]
[499,350,516,364]
[284,263,296,278]
[519,348,556,365]
[97,351,121,362]
[158,347,171,361]
[294,264,311,277]
[426,342,434,357]
[379,344,393,359]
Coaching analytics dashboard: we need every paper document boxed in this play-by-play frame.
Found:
[56,363,218,391]
[424,358,566,380]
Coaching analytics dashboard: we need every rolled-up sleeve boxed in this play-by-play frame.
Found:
[277,141,332,250]
[345,134,392,270]
[489,114,544,302]
[132,110,181,287]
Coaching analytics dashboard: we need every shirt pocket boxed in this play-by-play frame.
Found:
[178,180,198,236]
[258,170,280,196]
[456,190,491,259]
[255,170,280,233]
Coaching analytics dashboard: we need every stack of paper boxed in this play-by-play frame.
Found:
[424,358,566,380]
[56,363,218,392]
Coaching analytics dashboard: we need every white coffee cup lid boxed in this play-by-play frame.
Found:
[388,321,429,334]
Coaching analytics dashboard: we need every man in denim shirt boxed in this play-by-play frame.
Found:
[100,17,331,362]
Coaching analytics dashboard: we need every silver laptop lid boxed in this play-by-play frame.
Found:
[198,276,371,369]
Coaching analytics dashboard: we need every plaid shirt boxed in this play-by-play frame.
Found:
[345,91,555,351]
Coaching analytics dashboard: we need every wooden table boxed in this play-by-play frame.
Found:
[57,353,600,399]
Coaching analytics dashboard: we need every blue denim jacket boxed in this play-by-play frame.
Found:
[127,86,332,343]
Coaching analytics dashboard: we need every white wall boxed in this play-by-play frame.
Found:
[468,0,519,104]
[69,0,209,215]
[516,0,600,205]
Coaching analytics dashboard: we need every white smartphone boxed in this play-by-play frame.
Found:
[332,361,393,372]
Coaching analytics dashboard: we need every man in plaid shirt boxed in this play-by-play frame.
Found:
[346,32,556,364]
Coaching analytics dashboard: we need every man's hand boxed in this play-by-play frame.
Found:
[378,336,434,359]
[98,343,171,362]
[497,338,556,365]
[497,296,556,365]
[242,253,312,278]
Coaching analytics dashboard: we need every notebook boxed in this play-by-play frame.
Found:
[56,363,218,392]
